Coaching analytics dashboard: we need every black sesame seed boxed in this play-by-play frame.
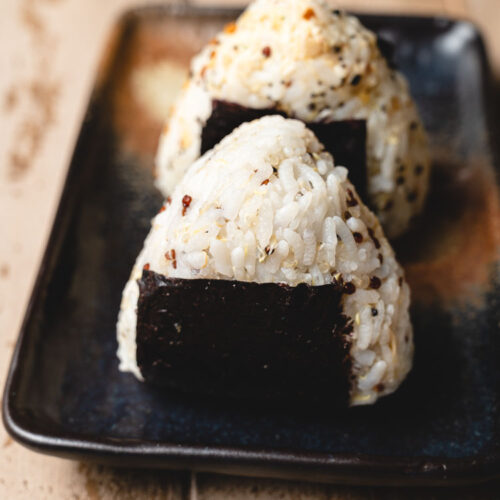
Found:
[396,176,405,186]
[371,307,378,316]
[414,164,424,176]
[353,232,363,243]
[333,45,342,53]
[384,200,393,211]
[350,74,362,86]
[343,282,356,294]
[410,121,418,130]
[398,164,405,173]
[378,253,384,264]
[370,276,382,289]
[398,277,403,286]
[308,102,316,111]
[346,189,358,207]
[407,190,418,202]
[333,9,340,15]
[344,210,352,220]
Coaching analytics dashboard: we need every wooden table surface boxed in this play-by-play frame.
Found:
[1,1,499,498]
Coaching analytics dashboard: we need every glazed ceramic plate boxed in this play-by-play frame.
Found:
[3,5,500,486]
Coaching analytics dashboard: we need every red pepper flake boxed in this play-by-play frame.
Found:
[159,205,166,213]
[165,249,176,261]
[343,282,356,295]
[303,7,315,20]
[224,22,236,34]
[261,179,269,185]
[143,263,150,271]
[346,189,358,207]
[182,195,192,216]
[262,46,272,58]
[166,196,172,204]
[370,276,382,289]
[210,50,216,60]
[353,232,363,243]
[165,249,177,269]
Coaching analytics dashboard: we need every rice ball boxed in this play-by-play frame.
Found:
[118,116,413,406]
[155,0,430,238]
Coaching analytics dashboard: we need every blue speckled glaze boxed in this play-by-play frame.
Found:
[5,11,500,469]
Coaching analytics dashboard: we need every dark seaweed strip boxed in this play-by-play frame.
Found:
[200,99,367,200]
[137,270,353,407]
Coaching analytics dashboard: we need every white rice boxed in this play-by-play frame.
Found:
[118,116,413,405]
[155,0,430,238]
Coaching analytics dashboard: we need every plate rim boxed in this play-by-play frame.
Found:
[2,3,499,486]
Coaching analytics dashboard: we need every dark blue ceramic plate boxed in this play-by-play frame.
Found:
[3,5,500,486]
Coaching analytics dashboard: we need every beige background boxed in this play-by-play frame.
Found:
[1,0,500,498]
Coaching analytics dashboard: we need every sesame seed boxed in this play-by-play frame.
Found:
[407,190,418,202]
[182,194,192,216]
[303,7,315,20]
[353,232,363,243]
[262,46,271,57]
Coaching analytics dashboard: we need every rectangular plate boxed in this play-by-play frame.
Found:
[3,5,500,486]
